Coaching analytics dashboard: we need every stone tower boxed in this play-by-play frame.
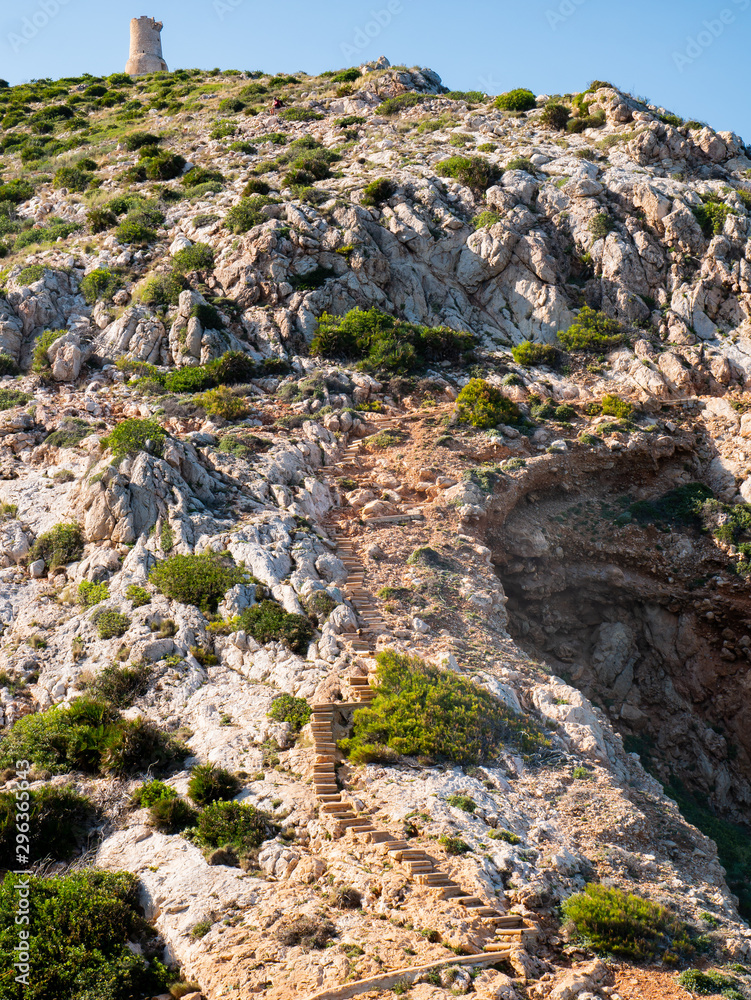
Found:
[125,16,168,76]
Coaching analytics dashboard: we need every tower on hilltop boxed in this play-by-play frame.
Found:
[125,16,168,76]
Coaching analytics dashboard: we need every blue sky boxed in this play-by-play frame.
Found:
[2,0,750,139]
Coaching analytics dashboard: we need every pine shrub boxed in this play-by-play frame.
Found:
[150,552,246,613]
[101,418,166,459]
[193,800,274,856]
[511,342,558,367]
[30,522,83,568]
[0,785,94,867]
[436,154,501,191]
[172,242,215,274]
[455,378,520,428]
[268,693,312,733]
[92,609,131,640]
[558,306,624,352]
[494,88,536,111]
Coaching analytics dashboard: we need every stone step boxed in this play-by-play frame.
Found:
[489,917,525,928]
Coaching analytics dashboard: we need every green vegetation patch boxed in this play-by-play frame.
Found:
[311,307,474,375]
[83,663,152,709]
[0,785,94,867]
[455,378,520,429]
[80,268,123,304]
[101,418,166,459]
[0,389,30,410]
[0,697,184,776]
[494,88,537,111]
[191,799,276,860]
[150,552,246,614]
[30,522,83,568]
[0,870,171,1000]
[628,482,713,529]
[340,649,549,765]
[187,763,241,806]
[436,154,501,192]
[693,196,733,238]
[677,969,744,997]
[562,883,694,962]
[45,418,92,448]
[268,693,312,733]
[558,306,625,352]
[511,342,558,367]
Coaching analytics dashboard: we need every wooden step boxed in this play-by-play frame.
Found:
[483,943,512,954]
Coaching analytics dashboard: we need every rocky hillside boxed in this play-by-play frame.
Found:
[0,60,750,1000]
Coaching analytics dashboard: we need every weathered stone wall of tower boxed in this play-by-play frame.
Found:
[125,16,168,76]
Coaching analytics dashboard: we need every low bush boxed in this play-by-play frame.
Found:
[141,151,186,181]
[172,242,215,274]
[193,799,274,857]
[32,328,66,372]
[676,969,743,996]
[268,693,312,733]
[236,600,314,654]
[494,88,536,111]
[445,793,476,812]
[124,131,161,150]
[694,197,732,238]
[0,785,93,867]
[455,378,520,429]
[589,213,616,239]
[30,522,83,568]
[188,763,241,806]
[78,580,109,606]
[540,101,570,130]
[558,306,625,352]
[126,584,151,607]
[150,552,246,614]
[83,663,151,708]
[149,795,198,833]
[436,154,501,192]
[0,870,171,1000]
[601,394,633,419]
[93,608,132,640]
[137,271,185,309]
[52,166,93,191]
[80,268,123,304]
[378,93,424,115]
[0,697,184,776]
[311,307,474,375]
[362,178,396,206]
[554,404,577,421]
[0,387,29,408]
[340,649,548,765]
[101,418,166,459]
[132,779,176,808]
[224,194,276,234]
[242,178,270,196]
[276,914,337,950]
[561,883,694,961]
[198,385,250,421]
[279,107,324,122]
[0,178,34,203]
[439,835,471,855]
[512,342,558,367]
[87,206,117,232]
[116,216,157,245]
[45,418,91,448]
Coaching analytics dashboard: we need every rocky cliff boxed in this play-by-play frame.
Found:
[0,61,750,1000]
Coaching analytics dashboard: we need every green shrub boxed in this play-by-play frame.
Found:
[436,155,501,192]
[140,151,186,181]
[332,68,361,83]
[0,178,34,203]
[172,242,215,274]
[268,693,312,733]
[137,271,185,308]
[362,178,396,206]
[512,342,558,367]
[198,386,250,420]
[188,763,241,806]
[16,264,49,286]
[554,404,577,421]
[32,328,67,371]
[676,969,743,996]
[193,800,274,856]
[558,306,624,352]
[231,141,258,155]
[0,870,171,1000]
[455,378,520,429]
[589,213,616,239]
[78,580,109,607]
[601,394,633,418]
[471,210,501,230]
[540,102,570,130]
[124,131,161,150]
[183,170,225,192]
[278,106,324,122]
[693,198,732,238]
[445,794,476,812]
[0,387,29,408]
[494,88,536,111]
[505,156,536,173]
[561,884,694,961]
[439,835,471,855]
[150,552,246,614]
[80,268,122,304]
[101,418,166,459]
[126,584,151,607]
[378,93,424,115]
[149,795,198,833]
[236,600,314,654]
[489,828,521,844]
[31,522,83,568]
[0,786,93,868]
[340,649,548,765]
[93,609,131,640]
[225,194,276,234]
[242,178,270,196]
[116,216,157,245]
[83,663,151,708]
[0,697,183,776]
[132,779,176,808]
[45,417,92,448]
[52,166,93,191]
[87,207,118,232]
[311,307,474,374]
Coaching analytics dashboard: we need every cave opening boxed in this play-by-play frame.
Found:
[484,457,751,916]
